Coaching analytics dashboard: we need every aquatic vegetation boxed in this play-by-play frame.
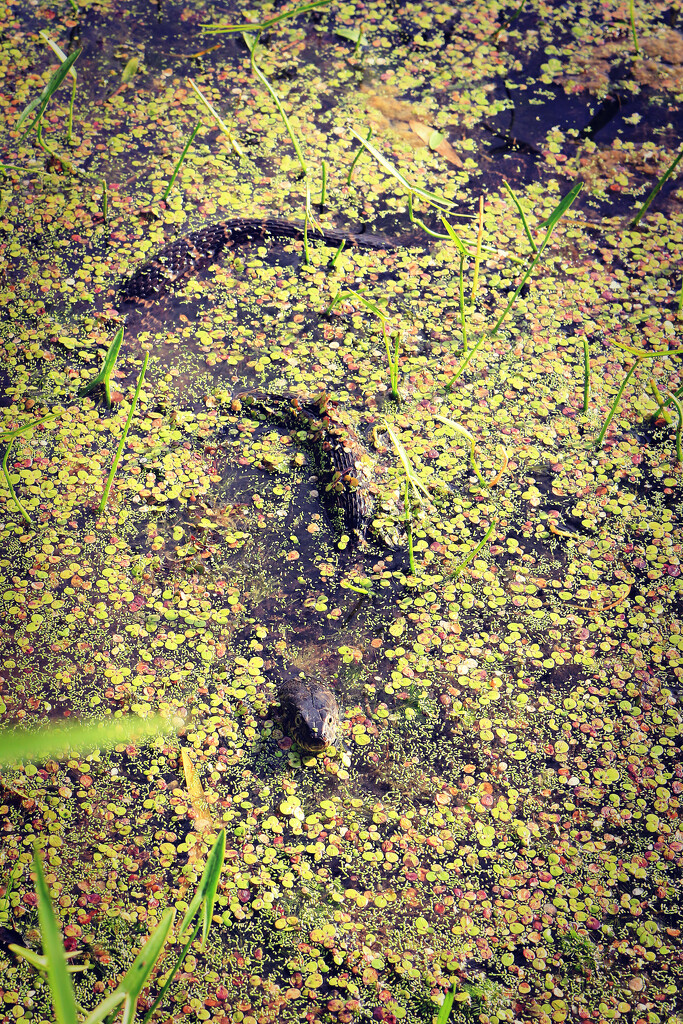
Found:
[15,45,81,170]
[10,831,225,1024]
[1,412,58,525]
[2,1,683,1021]
[77,325,125,407]
[629,141,683,227]
[98,353,149,512]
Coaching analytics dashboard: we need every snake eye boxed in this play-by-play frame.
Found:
[294,713,303,728]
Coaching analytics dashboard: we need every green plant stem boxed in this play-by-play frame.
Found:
[319,160,327,207]
[1,412,58,526]
[346,127,372,185]
[649,380,673,424]
[162,121,201,201]
[595,361,638,448]
[629,142,683,227]
[628,0,640,56]
[404,479,416,575]
[458,252,467,351]
[582,335,590,413]
[330,239,345,267]
[98,354,148,513]
[249,43,307,177]
[408,192,450,239]
[202,0,331,34]
[384,327,400,401]
[671,395,683,464]
[2,445,32,525]
[491,181,581,337]
[451,522,495,579]
[140,916,203,1024]
[471,195,484,308]
[503,181,537,252]
[67,76,76,144]
[101,177,108,224]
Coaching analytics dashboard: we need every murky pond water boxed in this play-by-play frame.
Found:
[1,1,683,1021]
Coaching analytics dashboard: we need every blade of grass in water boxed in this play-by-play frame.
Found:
[245,35,307,177]
[404,479,416,575]
[450,522,496,580]
[17,47,81,136]
[347,127,372,186]
[202,0,331,34]
[319,159,328,207]
[187,78,243,156]
[503,180,538,253]
[628,0,640,55]
[31,847,79,1024]
[0,714,175,767]
[433,414,486,487]
[348,128,452,209]
[629,141,683,227]
[1,412,58,526]
[98,353,148,512]
[77,325,124,406]
[595,361,638,448]
[141,830,225,1024]
[162,120,202,201]
[451,182,582,384]
[100,176,108,223]
[383,421,433,502]
[39,34,78,145]
[436,983,455,1024]
[492,181,581,335]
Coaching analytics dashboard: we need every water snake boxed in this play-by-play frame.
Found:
[119,216,403,749]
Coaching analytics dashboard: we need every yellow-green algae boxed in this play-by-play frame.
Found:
[1,1,683,1023]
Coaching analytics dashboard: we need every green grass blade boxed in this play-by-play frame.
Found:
[436,983,455,1024]
[161,120,202,201]
[348,128,452,209]
[78,325,124,405]
[187,78,243,156]
[0,714,175,767]
[503,181,537,252]
[98,352,149,512]
[8,945,49,972]
[83,909,175,1024]
[17,47,82,135]
[491,181,582,336]
[2,443,33,525]
[595,361,638,448]
[628,0,640,55]
[1,412,58,526]
[202,0,331,34]
[247,40,307,177]
[383,421,432,501]
[450,522,496,580]
[440,216,468,256]
[629,142,683,228]
[179,828,226,946]
[536,180,583,232]
[32,847,79,1024]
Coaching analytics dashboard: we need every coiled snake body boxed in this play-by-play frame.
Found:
[120,216,397,542]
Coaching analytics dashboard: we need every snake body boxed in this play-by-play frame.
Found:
[121,217,396,542]
[119,216,397,307]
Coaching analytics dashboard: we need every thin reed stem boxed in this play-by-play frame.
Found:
[98,354,149,513]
